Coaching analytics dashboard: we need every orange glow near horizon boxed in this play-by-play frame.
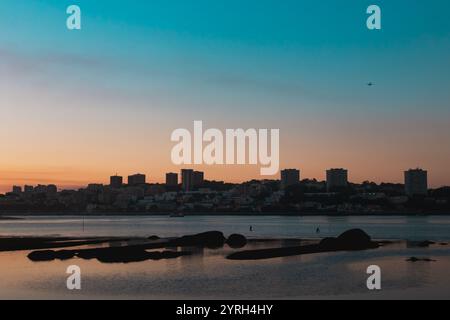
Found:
[2,84,450,193]
[2,139,450,192]
[2,122,450,192]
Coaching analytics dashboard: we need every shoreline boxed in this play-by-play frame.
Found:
[0,216,23,220]
[2,212,450,217]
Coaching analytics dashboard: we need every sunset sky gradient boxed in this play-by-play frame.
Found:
[1,0,450,192]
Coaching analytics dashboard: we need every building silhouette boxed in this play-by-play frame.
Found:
[405,168,428,197]
[165,173,178,186]
[128,174,146,186]
[181,169,194,192]
[326,168,348,191]
[280,169,300,189]
[47,184,57,193]
[193,171,205,187]
[110,175,123,188]
[12,186,22,194]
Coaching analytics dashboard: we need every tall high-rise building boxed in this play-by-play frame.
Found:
[193,171,205,187]
[181,169,194,192]
[405,168,428,197]
[280,169,300,189]
[47,184,57,193]
[110,175,123,188]
[128,174,146,186]
[326,168,348,191]
[166,173,178,186]
[12,186,22,194]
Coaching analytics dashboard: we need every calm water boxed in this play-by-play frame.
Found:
[1,215,450,241]
[1,215,449,299]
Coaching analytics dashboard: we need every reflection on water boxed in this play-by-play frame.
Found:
[0,241,450,299]
[1,215,450,299]
[1,215,450,240]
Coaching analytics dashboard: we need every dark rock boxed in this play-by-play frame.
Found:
[28,249,75,261]
[319,229,378,251]
[228,229,379,260]
[319,237,339,250]
[55,250,76,260]
[407,257,420,262]
[94,247,152,263]
[27,250,57,262]
[76,250,98,260]
[338,229,371,244]
[170,231,226,248]
[227,234,247,248]
[406,257,436,262]
[148,235,160,241]
[29,246,191,264]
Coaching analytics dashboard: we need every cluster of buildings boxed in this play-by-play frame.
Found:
[10,184,58,196]
[280,168,350,191]
[280,168,429,197]
[108,170,206,192]
[0,167,443,215]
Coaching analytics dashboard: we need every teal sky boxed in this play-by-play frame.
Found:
[1,0,450,189]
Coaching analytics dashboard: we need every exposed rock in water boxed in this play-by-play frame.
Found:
[227,234,247,248]
[57,250,77,261]
[169,231,225,248]
[28,250,57,262]
[406,257,436,262]
[227,229,379,260]
[27,249,76,262]
[319,229,379,251]
[28,247,191,263]
[27,231,226,263]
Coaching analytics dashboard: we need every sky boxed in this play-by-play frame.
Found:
[1,0,450,192]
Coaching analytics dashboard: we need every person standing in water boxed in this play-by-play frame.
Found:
[250,225,253,232]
